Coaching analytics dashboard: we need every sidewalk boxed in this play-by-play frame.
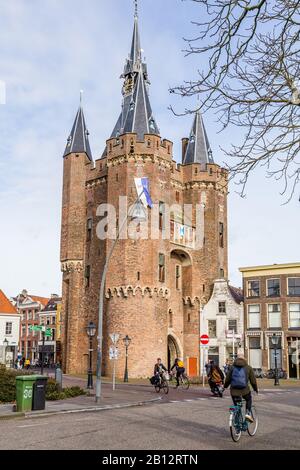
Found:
[0,381,161,421]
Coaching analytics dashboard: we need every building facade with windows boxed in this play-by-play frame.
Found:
[240,263,300,379]
[0,290,21,366]
[11,290,49,362]
[200,279,244,370]
[60,9,228,377]
[38,295,62,366]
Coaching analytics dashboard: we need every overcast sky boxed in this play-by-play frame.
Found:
[0,0,299,298]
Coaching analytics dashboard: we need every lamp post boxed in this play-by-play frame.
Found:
[86,321,96,390]
[123,335,131,383]
[271,334,280,386]
[3,338,8,367]
[95,193,147,402]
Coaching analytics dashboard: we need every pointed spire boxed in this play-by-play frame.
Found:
[63,95,92,160]
[108,4,160,142]
[183,111,214,166]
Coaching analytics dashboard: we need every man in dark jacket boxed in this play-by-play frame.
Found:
[224,355,258,423]
[152,358,167,385]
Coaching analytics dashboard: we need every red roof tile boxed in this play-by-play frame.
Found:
[0,290,18,314]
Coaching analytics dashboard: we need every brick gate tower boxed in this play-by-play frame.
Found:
[60,7,228,377]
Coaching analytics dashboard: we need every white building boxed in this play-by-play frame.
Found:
[0,289,21,366]
[200,279,244,372]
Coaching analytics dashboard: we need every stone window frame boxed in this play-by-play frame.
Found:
[228,319,237,334]
[218,301,226,314]
[219,222,224,248]
[5,322,12,335]
[247,304,261,329]
[288,303,300,329]
[208,319,217,338]
[267,303,282,329]
[158,253,165,283]
[247,279,260,298]
[287,277,300,297]
[86,218,93,242]
[266,278,281,298]
[175,265,181,290]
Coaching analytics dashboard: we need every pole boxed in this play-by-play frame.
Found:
[113,353,116,391]
[41,331,45,376]
[202,347,205,388]
[87,337,93,389]
[274,346,279,386]
[232,331,235,362]
[124,345,129,383]
[95,193,144,402]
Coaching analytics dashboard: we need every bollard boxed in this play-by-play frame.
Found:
[55,365,63,391]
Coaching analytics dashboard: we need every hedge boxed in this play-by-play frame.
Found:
[0,366,86,403]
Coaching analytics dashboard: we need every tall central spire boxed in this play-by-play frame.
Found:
[109,4,160,142]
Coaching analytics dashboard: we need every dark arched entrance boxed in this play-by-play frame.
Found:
[168,335,180,370]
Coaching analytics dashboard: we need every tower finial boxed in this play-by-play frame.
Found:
[80,89,84,106]
[134,0,138,18]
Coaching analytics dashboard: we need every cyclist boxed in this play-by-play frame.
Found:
[208,361,224,394]
[224,355,258,423]
[171,358,185,387]
[153,358,167,386]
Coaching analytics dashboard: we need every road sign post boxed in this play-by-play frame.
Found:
[109,334,120,391]
[200,335,210,388]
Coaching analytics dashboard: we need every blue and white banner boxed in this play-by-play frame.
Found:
[134,177,153,208]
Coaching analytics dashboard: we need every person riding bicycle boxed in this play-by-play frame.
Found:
[153,358,167,386]
[224,355,258,423]
[170,358,185,387]
[208,361,224,393]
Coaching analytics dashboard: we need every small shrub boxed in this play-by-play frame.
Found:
[0,368,86,403]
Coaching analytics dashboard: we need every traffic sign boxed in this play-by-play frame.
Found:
[109,346,119,360]
[110,333,120,345]
[29,325,52,337]
[200,334,209,345]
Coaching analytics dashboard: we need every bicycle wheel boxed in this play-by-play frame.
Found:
[247,406,258,436]
[162,381,169,394]
[154,385,161,393]
[230,411,242,442]
[181,375,190,390]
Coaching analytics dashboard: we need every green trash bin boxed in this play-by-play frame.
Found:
[16,376,39,412]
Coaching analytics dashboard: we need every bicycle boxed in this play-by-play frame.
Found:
[169,370,190,390]
[229,399,258,442]
[154,372,169,394]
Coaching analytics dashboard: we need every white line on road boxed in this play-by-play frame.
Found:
[17,423,49,428]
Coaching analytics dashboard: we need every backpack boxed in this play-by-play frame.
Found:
[211,367,222,383]
[231,366,247,389]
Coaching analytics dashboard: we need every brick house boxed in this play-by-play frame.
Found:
[38,295,62,365]
[240,263,300,379]
[11,290,49,363]
[60,9,228,377]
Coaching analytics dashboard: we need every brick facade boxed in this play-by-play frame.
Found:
[240,263,300,378]
[60,136,228,377]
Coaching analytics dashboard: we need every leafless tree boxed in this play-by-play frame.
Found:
[170,0,300,200]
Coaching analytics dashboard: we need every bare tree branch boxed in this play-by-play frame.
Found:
[170,0,300,200]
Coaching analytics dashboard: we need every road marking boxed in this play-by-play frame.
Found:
[17,423,48,428]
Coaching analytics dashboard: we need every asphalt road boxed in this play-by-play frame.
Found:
[0,387,299,450]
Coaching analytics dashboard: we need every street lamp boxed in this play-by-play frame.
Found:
[86,321,96,390]
[95,192,147,402]
[3,338,8,367]
[271,334,280,386]
[123,335,132,383]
